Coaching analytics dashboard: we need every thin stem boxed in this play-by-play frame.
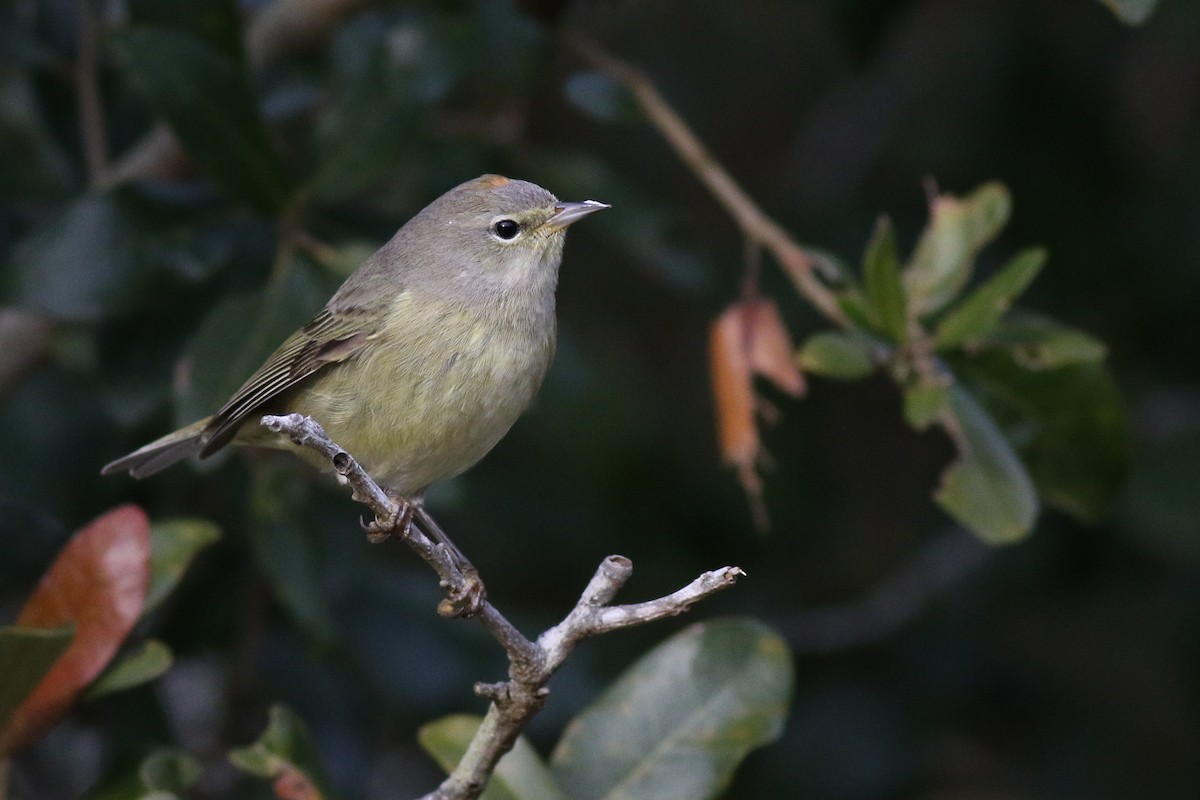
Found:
[74,0,107,188]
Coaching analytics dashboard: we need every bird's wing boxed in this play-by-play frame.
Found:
[199,305,379,455]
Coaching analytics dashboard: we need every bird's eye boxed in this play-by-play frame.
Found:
[491,219,521,240]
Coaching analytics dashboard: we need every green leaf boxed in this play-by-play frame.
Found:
[835,292,875,331]
[111,26,290,213]
[419,714,567,800]
[86,748,202,800]
[3,193,143,321]
[905,182,1011,316]
[861,216,907,340]
[83,640,173,701]
[934,386,1039,544]
[1097,0,1160,25]
[797,331,875,380]
[550,618,793,800]
[975,312,1107,369]
[146,518,222,612]
[903,379,951,431]
[229,705,338,800]
[0,625,74,736]
[934,248,1045,349]
[953,353,1129,525]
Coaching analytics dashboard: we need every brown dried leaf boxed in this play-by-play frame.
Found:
[710,303,759,475]
[709,300,805,529]
[745,300,805,398]
[0,504,151,756]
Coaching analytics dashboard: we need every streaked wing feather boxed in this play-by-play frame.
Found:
[199,307,377,455]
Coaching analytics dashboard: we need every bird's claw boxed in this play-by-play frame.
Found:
[362,498,415,544]
[437,568,487,618]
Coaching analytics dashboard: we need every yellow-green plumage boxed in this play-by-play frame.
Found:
[102,175,607,494]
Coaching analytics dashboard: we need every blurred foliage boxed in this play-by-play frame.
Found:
[3,0,1199,799]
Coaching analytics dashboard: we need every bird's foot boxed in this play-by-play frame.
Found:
[438,567,487,618]
[361,491,416,543]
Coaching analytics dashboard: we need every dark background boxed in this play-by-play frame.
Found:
[3,0,1199,798]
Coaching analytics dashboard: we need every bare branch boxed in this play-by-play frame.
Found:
[567,34,847,326]
[259,413,742,800]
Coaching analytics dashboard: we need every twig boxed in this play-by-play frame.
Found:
[260,413,742,800]
[74,0,107,188]
[567,34,846,326]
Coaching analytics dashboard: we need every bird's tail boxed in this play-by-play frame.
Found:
[101,418,211,479]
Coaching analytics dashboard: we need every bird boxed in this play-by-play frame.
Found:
[102,174,608,504]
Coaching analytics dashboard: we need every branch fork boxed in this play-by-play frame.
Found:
[259,413,742,800]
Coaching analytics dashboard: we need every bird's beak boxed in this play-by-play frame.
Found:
[543,200,610,231]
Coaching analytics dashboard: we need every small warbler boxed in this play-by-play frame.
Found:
[103,174,608,499]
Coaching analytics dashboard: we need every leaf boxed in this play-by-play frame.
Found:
[905,182,1011,316]
[419,714,567,800]
[146,518,222,612]
[796,331,875,380]
[550,618,793,800]
[1097,0,1160,25]
[86,748,203,800]
[934,248,1045,349]
[3,193,143,321]
[0,625,74,737]
[709,301,805,529]
[0,505,151,756]
[934,387,1039,544]
[902,379,951,431]
[110,26,291,213]
[83,640,173,700]
[975,312,1107,369]
[229,705,338,800]
[861,216,907,340]
[835,292,876,331]
[953,353,1130,525]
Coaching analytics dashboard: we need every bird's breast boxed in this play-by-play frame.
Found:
[287,295,556,494]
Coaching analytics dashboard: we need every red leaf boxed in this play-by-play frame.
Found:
[273,766,322,800]
[0,504,151,756]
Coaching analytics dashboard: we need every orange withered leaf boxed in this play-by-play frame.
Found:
[708,299,804,529]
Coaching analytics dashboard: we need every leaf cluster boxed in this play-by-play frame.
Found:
[798,184,1127,543]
